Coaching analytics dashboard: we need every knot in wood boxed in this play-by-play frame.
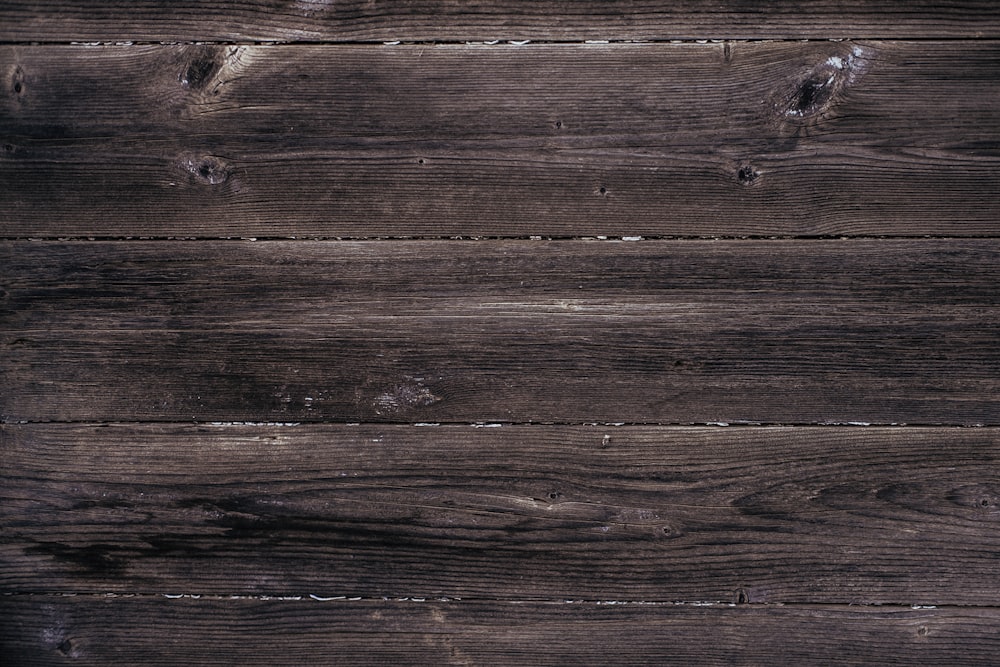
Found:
[778,45,872,122]
[180,155,230,185]
[737,164,760,185]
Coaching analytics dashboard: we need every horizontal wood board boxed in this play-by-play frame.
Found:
[2,424,999,603]
[3,42,999,237]
[2,1,1000,41]
[3,596,998,666]
[2,240,998,424]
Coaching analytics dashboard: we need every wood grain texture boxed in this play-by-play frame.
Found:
[4,4,999,664]
[3,423,999,603]
[2,1,1000,42]
[3,596,999,667]
[3,240,998,425]
[3,42,999,237]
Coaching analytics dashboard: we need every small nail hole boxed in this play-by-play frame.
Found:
[598,187,607,195]
[199,159,226,184]
[548,491,561,500]
[13,82,22,94]
[554,120,563,128]
[417,158,425,165]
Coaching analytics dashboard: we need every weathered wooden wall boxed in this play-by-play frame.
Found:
[2,2,999,665]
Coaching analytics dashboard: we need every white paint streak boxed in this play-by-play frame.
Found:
[207,421,301,426]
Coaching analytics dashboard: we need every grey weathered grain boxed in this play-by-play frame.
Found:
[3,596,998,666]
[2,240,998,424]
[3,42,999,237]
[3,424,999,603]
[1,0,999,42]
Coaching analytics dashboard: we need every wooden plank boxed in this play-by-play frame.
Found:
[3,42,999,238]
[3,423,999,603]
[2,1,1000,42]
[3,597,999,667]
[2,240,999,425]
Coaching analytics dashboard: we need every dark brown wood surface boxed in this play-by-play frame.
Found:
[3,596,998,667]
[4,4,1000,665]
[3,240,998,424]
[3,423,999,604]
[2,0,1000,42]
[3,42,999,238]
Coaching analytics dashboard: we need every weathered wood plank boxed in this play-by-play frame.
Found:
[2,424,999,603]
[3,597,998,667]
[3,42,999,237]
[2,240,998,424]
[2,1,999,42]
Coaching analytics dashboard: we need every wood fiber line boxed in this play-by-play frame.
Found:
[1,0,1000,42]
[2,424,999,603]
[3,596,999,666]
[2,240,998,425]
[2,42,999,237]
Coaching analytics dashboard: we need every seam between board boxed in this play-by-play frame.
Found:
[1,37,999,46]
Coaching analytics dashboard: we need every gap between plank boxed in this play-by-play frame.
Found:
[1,37,995,46]
[3,420,998,428]
[7,235,1000,242]
[0,592,988,609]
